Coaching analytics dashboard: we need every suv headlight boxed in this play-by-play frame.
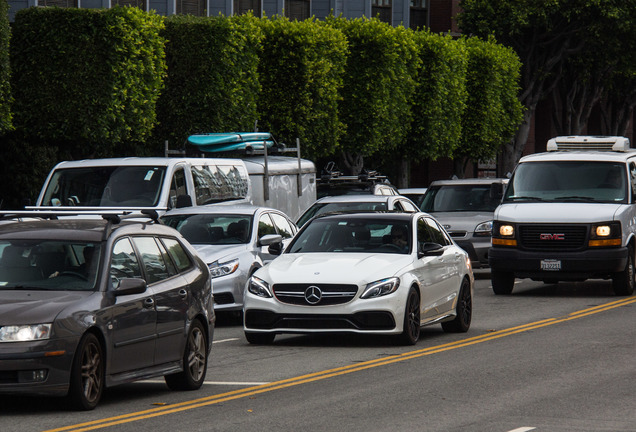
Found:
[208,259,239,278]
[474,221,493,237]
[0,324,52,342]
[248,276,273,298]
[361,277,400,299]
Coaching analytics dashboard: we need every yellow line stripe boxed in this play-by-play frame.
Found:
[45,296,636,432]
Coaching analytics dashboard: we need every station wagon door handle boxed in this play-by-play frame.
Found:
[144,298,155,308]
[179,289,188,299]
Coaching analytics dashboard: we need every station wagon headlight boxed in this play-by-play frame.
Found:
[0,324,52,342]
[474,221,493,237]
[209,259,239,278]
[361,277,400,299]
[248,276,273,298]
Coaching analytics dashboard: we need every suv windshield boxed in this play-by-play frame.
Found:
[41,166,167,207]
[503,161,627,204]
[421,184,501,212]
[0,240,102,291]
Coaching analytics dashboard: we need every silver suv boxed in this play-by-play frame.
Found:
[420,178,508,269]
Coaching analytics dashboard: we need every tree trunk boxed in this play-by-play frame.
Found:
[340,151,364,175]
[397,158,409,188]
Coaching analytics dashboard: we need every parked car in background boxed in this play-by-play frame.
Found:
[0,211,214,410]
[316,162,398,198]
[296,194,419,228]
[398,187,428,208]
[420,178,508,269]
[161,204,298,313]
[244,212,474,345]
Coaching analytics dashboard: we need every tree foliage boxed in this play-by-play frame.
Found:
[257,16,347,160]
[153,13,263,154]
[325,16,420,174]
[10,6,166,159]
[0,0,11,134]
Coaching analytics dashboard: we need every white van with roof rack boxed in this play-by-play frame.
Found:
[489,135,636,296]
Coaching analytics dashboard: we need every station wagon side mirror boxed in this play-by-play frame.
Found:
[418,242,444,258]
[113,278,147,296]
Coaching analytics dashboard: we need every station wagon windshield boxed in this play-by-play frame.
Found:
[0,240,102,291]
[503,161,627,204]
[41,166,167,207]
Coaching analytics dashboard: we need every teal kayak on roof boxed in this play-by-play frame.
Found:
[188,132,275,153]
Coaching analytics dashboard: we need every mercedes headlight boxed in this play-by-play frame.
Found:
[361,277,400,299]
[248,276,273,298]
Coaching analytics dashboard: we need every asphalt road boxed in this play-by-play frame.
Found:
[2,272,635,432]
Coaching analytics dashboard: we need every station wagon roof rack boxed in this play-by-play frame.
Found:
[0,209,160,223]
[546,135,631,152]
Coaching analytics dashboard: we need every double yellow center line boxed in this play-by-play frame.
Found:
[47,296,636,432]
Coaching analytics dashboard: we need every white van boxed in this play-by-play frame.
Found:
[489,136,636,296]
[33,157,252,213]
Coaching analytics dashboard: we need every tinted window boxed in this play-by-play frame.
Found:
[270,212,295,239]
[161,238,193,273]
[132,237,170,285]
[111,238,143,287]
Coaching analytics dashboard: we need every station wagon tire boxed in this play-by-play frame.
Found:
[491,270,515,295]
[442,278,472,333]
[165,320,208,391]
[245,331,276,344]
[399,287,421,345]
[612,246,635,296]
[68,333,104,411]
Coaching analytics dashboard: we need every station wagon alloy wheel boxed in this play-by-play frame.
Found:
[165,321,208,390]
[69,333,104,410]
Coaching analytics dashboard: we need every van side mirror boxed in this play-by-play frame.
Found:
[176,194,193,208]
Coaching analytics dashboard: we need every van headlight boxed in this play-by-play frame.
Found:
[0,324,52,342]
[208,259,239,278]
[361,277,400,299]
[248,276,273,298]
[589,222,621,247]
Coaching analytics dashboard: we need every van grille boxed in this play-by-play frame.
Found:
[518,224,588,251]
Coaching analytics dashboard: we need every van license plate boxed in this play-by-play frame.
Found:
[541,259,561,271]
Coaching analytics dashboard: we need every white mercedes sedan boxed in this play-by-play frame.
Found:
[243,212,474,345]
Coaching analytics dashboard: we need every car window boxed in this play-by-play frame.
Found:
[258,213,277,237]
[425,218,451,246]
[156,238,178,277]
[160,237,193,273]
[270,212,295,239]
[163,214,251,245]
[132,237,171,285]
[417,217,435,244]
[169,167,189,209]
[399,199,418,212]
[110,238,143,288]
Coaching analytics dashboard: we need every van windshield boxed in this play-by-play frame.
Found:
[41,166,167,207]
[503,161,627,204]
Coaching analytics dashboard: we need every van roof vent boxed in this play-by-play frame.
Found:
[546,136,631,152]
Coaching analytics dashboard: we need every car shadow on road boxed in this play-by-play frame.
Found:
[506,279,619,298]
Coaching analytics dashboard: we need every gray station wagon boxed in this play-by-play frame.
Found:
[0,211,215,410]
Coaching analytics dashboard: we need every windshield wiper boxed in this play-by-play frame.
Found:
[505,196,545,202]
[554,195,597,202]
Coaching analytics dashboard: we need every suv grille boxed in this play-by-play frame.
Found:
[273,283,358,306]
[518,224,588,251]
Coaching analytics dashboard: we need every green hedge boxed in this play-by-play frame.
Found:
[256,16,347,159]
[152,14,262,153]
[10,6,166,159]
[406,31,468,161]
[0,0,12,134]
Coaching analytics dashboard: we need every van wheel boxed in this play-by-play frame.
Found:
[612,246,635,296]
[491,271,515,295]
